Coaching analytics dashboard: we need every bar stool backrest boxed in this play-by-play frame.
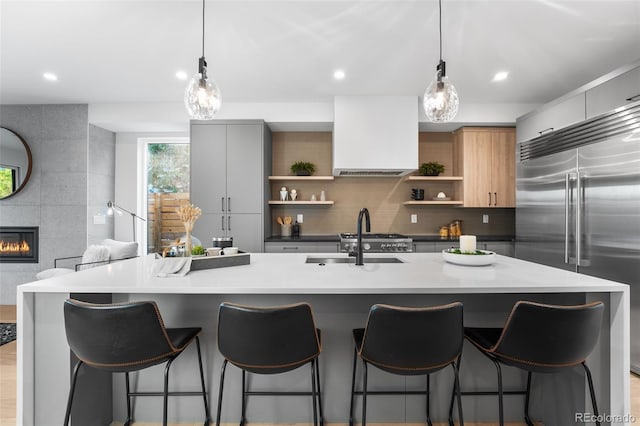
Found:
[360,302,463,373]
[492,301,604,369]
[64,299,178,371]
[218,302,321,374]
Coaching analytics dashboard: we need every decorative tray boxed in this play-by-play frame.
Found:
[442,249,496,266]
[190,251,250,271]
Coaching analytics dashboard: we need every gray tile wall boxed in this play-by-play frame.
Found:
[87,124,115,245]
[0,105,115,304]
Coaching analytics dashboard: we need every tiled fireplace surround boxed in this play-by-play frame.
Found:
[0,104,116,304]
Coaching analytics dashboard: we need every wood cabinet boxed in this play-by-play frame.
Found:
[586,65,640,119]
[516,93,586,143]
[190,120,271,253]
[454,127,515,208]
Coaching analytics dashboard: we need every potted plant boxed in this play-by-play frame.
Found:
[419,161,445,176]
[290,161,316,176]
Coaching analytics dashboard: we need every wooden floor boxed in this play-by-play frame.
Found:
[1,304,639,426]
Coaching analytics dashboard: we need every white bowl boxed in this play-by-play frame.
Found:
[442,249,496,266]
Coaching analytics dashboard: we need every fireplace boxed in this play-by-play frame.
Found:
[0,227,39,263]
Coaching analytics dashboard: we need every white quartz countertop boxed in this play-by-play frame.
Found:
[19,253,628,295]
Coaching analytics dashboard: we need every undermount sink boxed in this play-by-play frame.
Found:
[305,256,404,264]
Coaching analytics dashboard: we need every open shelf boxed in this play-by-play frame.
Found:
[269,176,335,181]
[403,200,464,206]
[268,201,335,205]
[404,176,463,181]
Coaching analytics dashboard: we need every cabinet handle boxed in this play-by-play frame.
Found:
[221,216,225,231]
[488,192,492,206]
[626,94,640,102]
[494,192,497,206]
[538,127,554,135]
[221,197,225,212]
[228,216,231,231]
[228,197,231,212]
[282,246,299,251]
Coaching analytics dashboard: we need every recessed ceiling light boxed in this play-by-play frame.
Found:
[492,71,509,82]
[43,72,58,82]
[176,71,188,80]
[333,70,345,80]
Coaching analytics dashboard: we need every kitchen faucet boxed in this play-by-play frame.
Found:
[354,207,371,266]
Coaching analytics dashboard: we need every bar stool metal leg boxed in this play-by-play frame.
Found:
[240,370,247,426]
[452,361,464,426]
[315,357,324,426]
[362,361,368,426]
[524,371,533,426]
[426,374,433,426]
[349,346,358,426]
[163,357,176,426]
[493,360,504,426]
[215,359,228,426]
[63,360,84,426]
[125,372,133,426]
[583,362,601,426]
[448,354,462,426]
[311,360,318,426]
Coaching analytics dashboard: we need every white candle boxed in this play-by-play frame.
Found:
[459,235,476,253]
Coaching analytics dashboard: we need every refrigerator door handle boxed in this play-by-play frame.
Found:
[576,171,582,267]
[564,173,571,264]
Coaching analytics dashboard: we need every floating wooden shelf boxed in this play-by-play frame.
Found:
[402,200,464,206]
[268,201,335,205]
[404,176,463,181]
[269,176,335,181]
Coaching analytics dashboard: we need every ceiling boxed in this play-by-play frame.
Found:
[1,0,639,110]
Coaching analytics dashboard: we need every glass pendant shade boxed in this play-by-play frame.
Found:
[423,72,459,123]
[184,72,221,120]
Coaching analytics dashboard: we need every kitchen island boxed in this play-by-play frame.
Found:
[18,253,630,425]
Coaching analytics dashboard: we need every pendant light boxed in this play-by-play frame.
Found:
[423,0,459,122]
[184,0,222,120]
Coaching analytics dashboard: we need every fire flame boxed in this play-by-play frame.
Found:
[0,240,30,254]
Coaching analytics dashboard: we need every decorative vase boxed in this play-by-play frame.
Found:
[296,170,311,176]
[184,229,193,256]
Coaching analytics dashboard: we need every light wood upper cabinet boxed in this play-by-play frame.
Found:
[454,127,515,207]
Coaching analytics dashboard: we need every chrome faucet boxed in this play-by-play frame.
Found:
[355,207,371,266]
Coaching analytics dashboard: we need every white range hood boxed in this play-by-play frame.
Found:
[333,96,418,176]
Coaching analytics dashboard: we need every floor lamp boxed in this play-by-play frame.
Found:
[106,201,146,243]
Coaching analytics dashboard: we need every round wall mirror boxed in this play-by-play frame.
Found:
[0,127,33,200]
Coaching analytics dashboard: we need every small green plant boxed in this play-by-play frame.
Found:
[419,161,445,176]
[191,245,206,255]
[290,161,316,176]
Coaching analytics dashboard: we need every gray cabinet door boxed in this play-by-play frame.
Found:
[228,213,263,253]
[516,93,586,142]
[226,124,263,214]
[193,213,226,245]
[586,66,640,119]
[480,242,514,257]
[191,124,227,214]
[265,242,339,253]
[413,242,436,252]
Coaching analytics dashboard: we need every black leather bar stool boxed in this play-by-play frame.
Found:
[460,300,604,426]
[349,302,464,426]
[63,299,211,426]
[216,302,323,426]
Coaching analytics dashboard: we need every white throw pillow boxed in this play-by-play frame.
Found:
[78,245,111,271]
[36,268,75,280]
[101,239,138,260]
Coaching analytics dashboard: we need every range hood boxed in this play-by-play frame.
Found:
[333,96,418,176]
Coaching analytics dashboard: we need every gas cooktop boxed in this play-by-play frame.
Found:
[338,233,413,253]
[338,233,409,240]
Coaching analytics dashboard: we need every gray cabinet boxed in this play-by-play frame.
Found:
[265,242,339,253]
[479,241,514,257]
[516,93,586,143]
[586,66,640,119]
[190,120,271,252]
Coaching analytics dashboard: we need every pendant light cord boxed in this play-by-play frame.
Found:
[201,0,205,58]
[438,0,442,62]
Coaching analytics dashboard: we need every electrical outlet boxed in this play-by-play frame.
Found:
[297,214,304,223]
[411,214,418,224]
[482,214,489,224]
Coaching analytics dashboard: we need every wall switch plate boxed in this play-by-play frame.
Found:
[93,214,106,225]
[297,214,304,223]
[411,214,418,224]
[482,214,489,224]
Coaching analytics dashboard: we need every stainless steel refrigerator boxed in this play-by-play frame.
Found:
[516,101,640,373]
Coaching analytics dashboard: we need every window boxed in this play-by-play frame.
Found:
[144,140,190,254]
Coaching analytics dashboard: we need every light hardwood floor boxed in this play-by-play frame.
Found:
[1,305,639,426]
